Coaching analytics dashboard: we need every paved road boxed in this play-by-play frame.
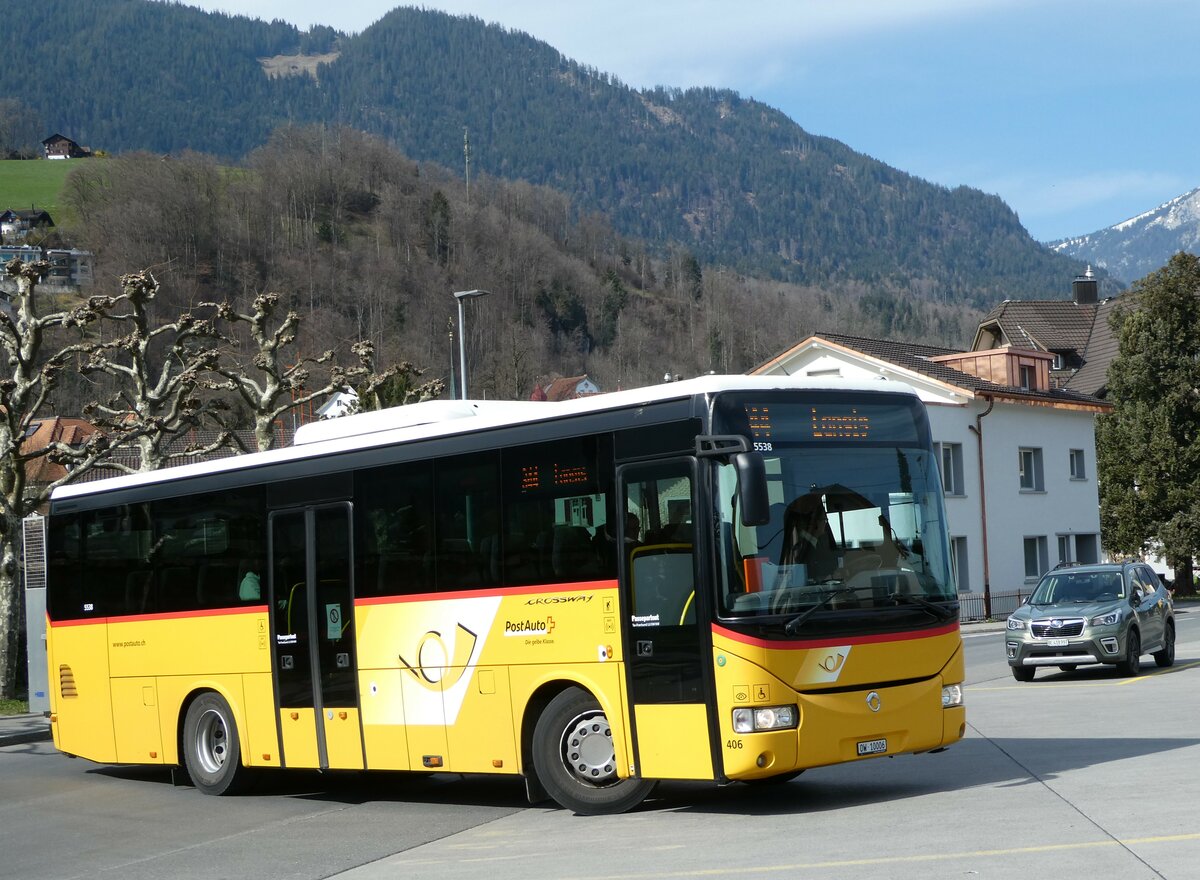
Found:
[3,613,1197,880]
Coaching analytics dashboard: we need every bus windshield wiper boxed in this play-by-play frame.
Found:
[784,588,858,636]
[889,592,956,622]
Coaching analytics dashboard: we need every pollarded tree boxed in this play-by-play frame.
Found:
[80,270,232,472]
[208,292,412,451]
[1096,252,1200,592]
[0,260,137,698]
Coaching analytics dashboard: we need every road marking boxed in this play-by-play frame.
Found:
[971,659,1200,691]
[560,833,1200,879]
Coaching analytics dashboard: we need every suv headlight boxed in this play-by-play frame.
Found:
[1006,617,1026,631]
[732,705,798,733]
[1091,610,1120,626]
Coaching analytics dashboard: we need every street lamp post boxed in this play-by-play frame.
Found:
[453,289,490,399]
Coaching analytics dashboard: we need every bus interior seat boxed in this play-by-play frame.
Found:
[552,525,593,577]
[159,566,197,611]
[124,570,154,615]
[195,561,241,607]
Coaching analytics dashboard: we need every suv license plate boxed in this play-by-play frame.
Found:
[1046,638,1069,647]
[857,738,887,756]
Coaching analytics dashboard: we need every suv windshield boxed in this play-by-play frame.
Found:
[712,392,956,630]
[1030,570,1125,605]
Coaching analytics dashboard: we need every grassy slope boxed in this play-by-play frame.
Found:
[0,158,83,222]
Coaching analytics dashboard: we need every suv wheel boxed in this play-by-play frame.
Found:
[1012,665,1035,682]
[1117,629,1141,677]
[1153,623,1176,668]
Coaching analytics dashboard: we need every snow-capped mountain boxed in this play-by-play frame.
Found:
[1050,187,1200,284]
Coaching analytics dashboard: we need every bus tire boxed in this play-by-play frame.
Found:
[532,686,655,815]
[182,692,249,795]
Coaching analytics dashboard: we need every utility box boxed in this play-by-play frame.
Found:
[23,514,49,714]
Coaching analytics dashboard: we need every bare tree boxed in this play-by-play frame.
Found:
[80,270,231,472]
[208,292,413,451]
[0,260,137,698]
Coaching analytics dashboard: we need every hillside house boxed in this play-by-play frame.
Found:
[1,208,55,241]
[42,134,89,160]
[752,333,1111,618]
[533,375,601,401]
[0,246,93,291]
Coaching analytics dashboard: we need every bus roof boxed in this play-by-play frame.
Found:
[51,374,918,501]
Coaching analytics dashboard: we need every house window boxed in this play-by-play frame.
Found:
[1057,534,1072,566]
[1069,448,1085,480]
[950,536,969,592]
[1024,536,1049,580]
[1074,534,1099,564]
[1058,533,1099,566]
[1019,364,1035,389]
[937,442,965,496]
[1051,353,1065,370]
[1019,447,1044,491]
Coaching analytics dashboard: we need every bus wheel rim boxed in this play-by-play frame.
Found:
[194,708,229,775]
[560,709,617,786]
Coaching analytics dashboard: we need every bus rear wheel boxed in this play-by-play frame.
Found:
[183,692,248,795]
[532,687,655,815]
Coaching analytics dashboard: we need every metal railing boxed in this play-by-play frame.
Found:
[958,589,1027,622]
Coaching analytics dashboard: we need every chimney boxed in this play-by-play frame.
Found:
[1072,265,1098,305]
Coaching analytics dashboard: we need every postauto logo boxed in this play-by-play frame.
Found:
[504,616,556,637]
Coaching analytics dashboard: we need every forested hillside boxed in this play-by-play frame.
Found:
[4,0,1100,305]
[49,128,981,407]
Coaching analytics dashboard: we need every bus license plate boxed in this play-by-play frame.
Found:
[1047,638,1069,647]
[857,738,887,756]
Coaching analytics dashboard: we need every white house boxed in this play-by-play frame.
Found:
[753,333,1112,618]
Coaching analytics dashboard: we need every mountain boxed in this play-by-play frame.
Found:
[5,0,1097,306]
[1050,187,1200,285]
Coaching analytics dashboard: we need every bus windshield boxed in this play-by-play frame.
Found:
[712,393,956,628]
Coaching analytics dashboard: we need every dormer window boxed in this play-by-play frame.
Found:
[1051,353,1064,370]
[1019,365,1035,390]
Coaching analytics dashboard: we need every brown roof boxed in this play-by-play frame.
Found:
[801,333,1109,409]
[974,299,1098,354]
[22,417,102,484]
[1064,296,1128,397]
[542,375,595,402]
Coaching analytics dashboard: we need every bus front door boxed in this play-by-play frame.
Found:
[269,505,364,770]
[619,462,715,781]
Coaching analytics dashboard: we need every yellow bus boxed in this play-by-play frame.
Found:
[43,375,965,814]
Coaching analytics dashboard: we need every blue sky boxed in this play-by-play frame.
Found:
[185,0,1200,243]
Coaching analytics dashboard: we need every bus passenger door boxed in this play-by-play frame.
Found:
[269,504,364,770]
[618,462,715,780]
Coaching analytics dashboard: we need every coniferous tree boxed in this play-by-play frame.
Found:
[1097,252,1200,592]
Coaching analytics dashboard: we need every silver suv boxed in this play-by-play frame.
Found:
[1005,562,1175,681]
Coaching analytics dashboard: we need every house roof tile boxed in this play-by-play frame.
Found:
[976,300,1098,353]
[813,333,1108,408]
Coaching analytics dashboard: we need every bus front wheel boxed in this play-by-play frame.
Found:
[182,692,248,795]
[532,687,655,815]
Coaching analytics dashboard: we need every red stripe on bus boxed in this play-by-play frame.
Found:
[712,621,960,649]
[48,605,269,627]
[355,580,618,606]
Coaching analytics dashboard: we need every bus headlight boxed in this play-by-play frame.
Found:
[941,684,963,708]
[732,705,798,733]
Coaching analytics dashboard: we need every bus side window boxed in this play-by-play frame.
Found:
[435,451,501,592]
[354,463,434,598]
